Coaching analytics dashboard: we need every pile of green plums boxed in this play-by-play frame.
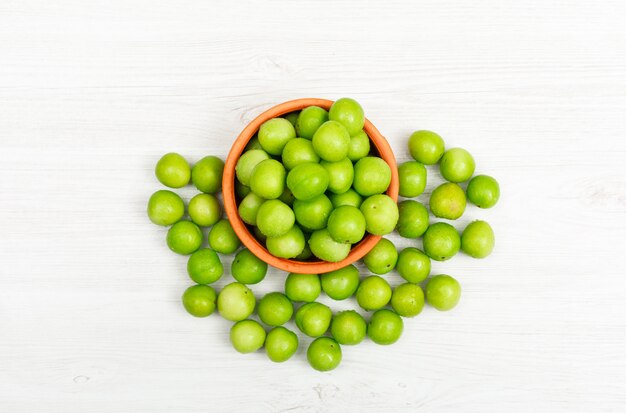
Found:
[235,98,397,263]
[147,97,499,372]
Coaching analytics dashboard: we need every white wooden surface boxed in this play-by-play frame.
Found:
[1,1,626,411]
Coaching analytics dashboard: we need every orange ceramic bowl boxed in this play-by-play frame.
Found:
[222,98,399,274]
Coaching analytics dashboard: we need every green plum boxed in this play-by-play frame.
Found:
[265,326,298,362]
[235,149,270,186]
[367,309,403,345]
[363,237,398,274]
[155,152,190,188]
[391,283,424,317]
[230,319,266,353]
[192,156,224,194]
[284,273,321,302]
[208,219,240,254]
[231,248,267,284]
[321,158,354,194]
[249,159,286,199]
[308,229,351,262]
[258,118,296,155]
[398,161,427,198]
[396,247,430,283]
[356,275,392,311]
[307,337,342,371]
[258,292,294,326]
[396,200,429,238]
[255,199,295,237]
[422,222,460,261]
[286,162,329,201]
[347,130,370,161]
[238,192,265,225]
[187,248,223,284]
[182,284,217,317]
[329,189,363,209]
[293,194,333,231]
[326,205,366,244]
[360,194,399,235]
[281,138,320,170]
[320,264,360,300]
[217,282,256,321]
[408,130,445,165]
[329,97,365,136]
[295,302,332,337]
[266,225,305,258]
[284,111,299,127]
[429,182,466,220]
[461,220,495,258]
[295,106,328,139]
[188,193,221,227]
[466,175,500,208]
[426,274,461,311]
[440,148,475,183]
[312,121,350,162]
[167,221,203,255]
[353,157,391,196]
[330,310,366,345]
[147,190,184,226]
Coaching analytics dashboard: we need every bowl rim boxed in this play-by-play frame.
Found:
[222,98,399,274]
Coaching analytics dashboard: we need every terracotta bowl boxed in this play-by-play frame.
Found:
[222,98,398,274]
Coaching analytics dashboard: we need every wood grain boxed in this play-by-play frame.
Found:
[1,1,626,411]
